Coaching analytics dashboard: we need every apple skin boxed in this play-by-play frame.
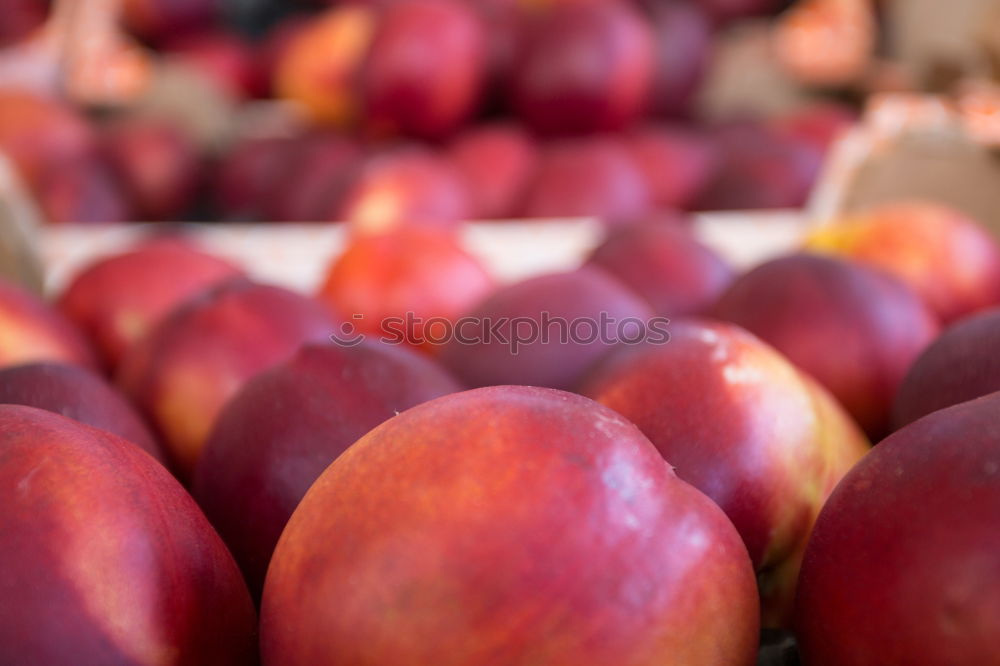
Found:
[0,362,164,462]
[646,1,713,119]
[520,137,651,227]
[893,308,1000,428]
[318,227,495,350]
[58,236,243,371]
[439,267,654,390]
[694,0,783,25]
[0,90,95,187]
[32,155,130,224]
[0,278,98,372]
[0,405,257,664]
[163,30,265,101]
[193,341,461,599]
[0,0,46,48]
[579,319,870,626]
[122,0,220,45]
[260,385,760,665]
[118,279,338,480]
[804,201,1000,325]
[363,0,486,139]
[712,254,940,439]
[624,124,717,211]
[213,134,300,221]
[446,123,539,220]
[265,132,361,222]
[102,117,203,222]
[586,223,732,317]
[332,146,473,232]
[795,391,1000,665]
[508,2,655,135]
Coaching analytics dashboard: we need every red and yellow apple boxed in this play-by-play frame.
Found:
[0,278,97,371]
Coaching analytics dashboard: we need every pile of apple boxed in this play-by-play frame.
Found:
[0,195,999,664]
[0,0,849,226]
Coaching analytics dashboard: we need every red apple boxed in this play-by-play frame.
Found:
[118,279,338,479]
[332,145,472,231]
[624,124,717,211]
[893,308,1000,428]
[0,278,97,371]
[102,116,203,221]
[580,320,870,626]
[520,136,651,227]
[439,267,654,390]
[712,253,940,438]
[57,236,243,370]
[363,0,486,138]
[769,102,856,152]
[0,361,163,462]
[508,2,655,135]
[122,0,220,44]
[795,391,1000,665]
[647,1,713,118]
[0,0,47,48]
[261,386,760,665]
[586,222,733,316]
[804,201,1000,324]
[446,123,539,220]
[0,90,95,187]
[32,155,130,224]
[213,134,300,220]
[318,226,495,349]
[193,341,461,598]
[0,405,256,664]
[164,29,265,100]
[264,132,361,222]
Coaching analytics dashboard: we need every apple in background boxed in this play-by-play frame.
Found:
[261,386,760,665]
[118,279,338,480]
[698,121,824,211]
[586,223,733,317]
[624,124,717,211]
[363,0,486,138]
[796,392,1000,665]
[439,267,653,390]
[332,146,472,232]
[580,320,870,626]
[163,29,265,100]
[0,406,256,664]
[893,308,1000,428]
[257,14,312,98]
[508,2,655,135]
[101,116,203,222]
[646,1,714,119]
[0,0,47,48]
[0,90,95,187]
[520,137,651,227]
[694,0,784,25]
[446,123,539,220]
[318,227,495,349]
[57,236,243,370]
[712,254,940,438]
[804,201,1000,325]
[264,132,361,222]
[769,102,856,152]
[121,0,220,45]
[31,155,130,224]
[193,341,461,599]
[273,4,379,127]
[0,362,163,462]
[213,133,300,220]
[0,278,97,371]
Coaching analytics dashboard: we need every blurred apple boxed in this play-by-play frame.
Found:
[102,116,203,221]
[0,90,95,187]
[769,102,856,152]
[893,308,1000,428]
[0,362,163,461]
[318,227,495,349]
[586,222,733,316]
[32,155,130,224]
[805,201,1000,324]
[624,124,717,210]
[122,0,220,44]
[193,341,460,598]
[0,278,97,371]
[446,123,539,220]
[580,320,869,626]
[521,136,651,226]
[439,267,654,390]
[0,405,257,664]
[118,279,338,479]
[58,236,243,369]
[509,2,655,135]
[713,254,940,438]
[263,132,361,222]
[647,1,714,118]
[163,29,265,100]
[796,391,1000,665]
[213,134,300,220]
[261,386,760,665]
[694,0,784,25]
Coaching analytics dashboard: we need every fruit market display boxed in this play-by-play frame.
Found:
[2,0,1000,664]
